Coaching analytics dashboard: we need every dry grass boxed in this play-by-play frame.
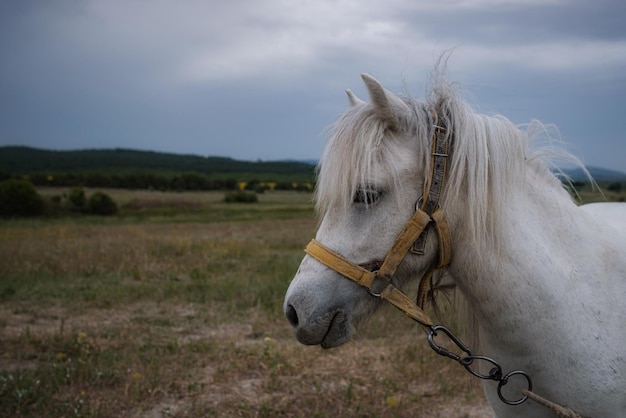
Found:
[0,190,489,417]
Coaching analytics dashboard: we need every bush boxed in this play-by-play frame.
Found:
[223,190,258,203]
[607,182,622,193]
[87,192,118,215]
[67,187,87,211]
[0,179,45,217]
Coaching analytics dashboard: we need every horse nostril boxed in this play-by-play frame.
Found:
[285,304,299,327]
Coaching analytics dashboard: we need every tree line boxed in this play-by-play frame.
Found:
[0,146,317,191]
[0,146,316,178]
[0,171,312,192]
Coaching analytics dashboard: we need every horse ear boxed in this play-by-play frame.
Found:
[345,89,365,107]
[361,73,411,129]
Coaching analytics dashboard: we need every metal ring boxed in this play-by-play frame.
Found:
[367,288,382,298]
[461,355,502,381]
[366,274,388,298]
[415,197,423,211]
[497,370,533,406]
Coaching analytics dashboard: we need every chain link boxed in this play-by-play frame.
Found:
[427,325,533,406]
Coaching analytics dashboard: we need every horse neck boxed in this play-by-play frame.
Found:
[445,165,580,345]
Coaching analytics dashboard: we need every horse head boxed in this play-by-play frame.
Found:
[284,74,446,348]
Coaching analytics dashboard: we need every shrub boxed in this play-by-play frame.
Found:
[0,179,45,217]
[607,182,622,193]
[223,190,258,203]
[87,192,118,215]
[67,186,87,211]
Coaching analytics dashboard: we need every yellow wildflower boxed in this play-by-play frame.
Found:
[386,395,399,408]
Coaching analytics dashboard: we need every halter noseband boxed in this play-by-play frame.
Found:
[305,116,452,327]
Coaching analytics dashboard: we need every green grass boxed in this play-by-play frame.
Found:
[0,218,308,316]
[35,188,315,224]
[0,189,487,418]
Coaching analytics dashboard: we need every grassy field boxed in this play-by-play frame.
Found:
[0,189,490,417]
[2,185,618,418]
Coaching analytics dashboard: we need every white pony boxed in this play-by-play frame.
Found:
[284,69,626,417]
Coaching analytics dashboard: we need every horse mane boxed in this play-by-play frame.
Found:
[315,69,588,250]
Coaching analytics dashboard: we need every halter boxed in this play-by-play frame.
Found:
[304,115,452,327]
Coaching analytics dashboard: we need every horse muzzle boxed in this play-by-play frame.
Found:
[285,301,352,348]
[284,260,368,349]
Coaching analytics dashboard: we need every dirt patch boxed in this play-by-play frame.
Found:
[0,299,493,417]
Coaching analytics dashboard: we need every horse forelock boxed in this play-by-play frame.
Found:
[314,100,431,216]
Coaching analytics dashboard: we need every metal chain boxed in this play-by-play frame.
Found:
[427,325,532,406]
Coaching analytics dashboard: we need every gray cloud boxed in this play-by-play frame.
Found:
[0,0,624,172]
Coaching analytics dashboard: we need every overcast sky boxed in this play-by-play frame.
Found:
[1,0,625,172]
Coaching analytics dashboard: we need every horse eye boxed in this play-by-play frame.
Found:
[354,189,381,205]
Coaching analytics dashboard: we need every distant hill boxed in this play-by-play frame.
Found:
[561,166,626,183]
[0,146,623,185]
[0,146,316,179]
